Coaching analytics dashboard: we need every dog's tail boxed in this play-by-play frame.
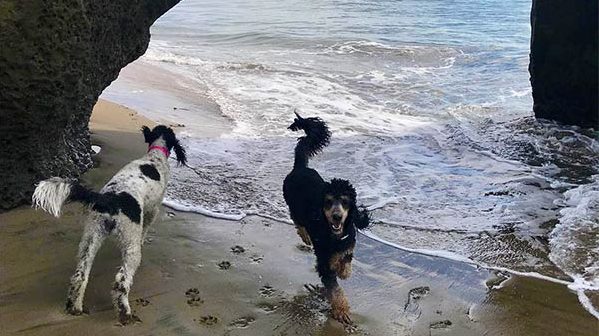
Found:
[288,111,331,169]
[354,206,371,230]
[32,177,101,217]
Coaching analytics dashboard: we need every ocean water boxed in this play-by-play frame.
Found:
[103,0,599,318]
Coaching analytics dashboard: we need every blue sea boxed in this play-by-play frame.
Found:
[103,0,599,318]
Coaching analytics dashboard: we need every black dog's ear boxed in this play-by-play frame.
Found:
[352,206,371,230]
[141,126,154,144]
[163,127,187,166]
[173,140,187,166]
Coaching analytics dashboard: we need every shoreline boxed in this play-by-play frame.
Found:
[97,94,599,327]
[0,99,596,335]
[85,98,599,331]
[100,60,233,138]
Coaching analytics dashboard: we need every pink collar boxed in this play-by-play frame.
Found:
[148,145,170,158]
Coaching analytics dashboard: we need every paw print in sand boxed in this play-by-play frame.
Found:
[230,245,246,254]
[256,302,279,313]
[195,315,219,326]
[250,254,264,263]
[259,285,275,297]
[134,298,151,307]
[218,261,232,270]
[185,288,204,306]
[229,316,256,328]
[430,320,452,329]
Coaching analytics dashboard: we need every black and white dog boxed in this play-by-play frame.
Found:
[32,125,186,325]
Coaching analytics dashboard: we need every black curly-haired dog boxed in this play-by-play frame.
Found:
[283,112,370,324]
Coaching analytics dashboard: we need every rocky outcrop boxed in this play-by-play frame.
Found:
[0,0,180,209]
[529,0,598,128]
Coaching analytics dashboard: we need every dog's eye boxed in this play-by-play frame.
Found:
[324,199,333,208]
[341,199,349,207]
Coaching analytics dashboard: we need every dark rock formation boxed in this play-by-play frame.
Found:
[529,0,598,128]
[0,0,180,209]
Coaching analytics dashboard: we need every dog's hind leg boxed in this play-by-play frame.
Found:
[112,226,143,325]
[66,217,107,315]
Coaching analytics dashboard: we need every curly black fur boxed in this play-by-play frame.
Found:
[288,111,331,169]
[325,179,371,230]
[142,125,187,165]
[282,113,370,322]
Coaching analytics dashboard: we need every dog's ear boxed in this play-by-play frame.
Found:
[163,127,187,166]
[172,140,187,166]
[141,126,154,144]
[352,205,371,230]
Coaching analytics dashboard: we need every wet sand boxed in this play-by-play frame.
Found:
[0,100,597,335]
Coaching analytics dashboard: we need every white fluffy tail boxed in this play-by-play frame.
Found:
[32,177,74,217]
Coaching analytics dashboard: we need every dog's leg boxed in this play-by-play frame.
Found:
[328,285,351,324]
[318,256,352,324]
[330,248,354,280]
[141,206,160,245]
[66,220,106,315]
[321,272,351,324]
[112,230,143,325]
[296,225,312,246]
[337,260,352,279]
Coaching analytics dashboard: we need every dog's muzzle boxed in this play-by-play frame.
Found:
[331,214,343,233]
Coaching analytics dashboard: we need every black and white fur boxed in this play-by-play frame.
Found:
[32,125,186,325]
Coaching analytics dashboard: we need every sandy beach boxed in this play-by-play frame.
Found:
[0,99,597,336]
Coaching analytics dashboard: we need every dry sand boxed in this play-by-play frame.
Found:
[0,100,597,335]
[90,99,157,132]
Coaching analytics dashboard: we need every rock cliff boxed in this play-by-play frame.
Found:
[0,0,180,209]
[529,0,598,128]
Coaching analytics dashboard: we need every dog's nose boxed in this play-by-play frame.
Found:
[332,214,342,221]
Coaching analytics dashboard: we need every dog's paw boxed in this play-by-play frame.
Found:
[66,307,88,316]
[65,301,89,316]
[296,244,313,253]
[331,307,352,325]
[118,312,142,326]
[330,288,352,324]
